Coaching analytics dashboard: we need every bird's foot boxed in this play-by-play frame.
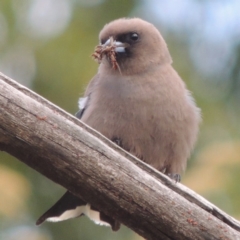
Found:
[167,173,181,183]
[112,137,122,147]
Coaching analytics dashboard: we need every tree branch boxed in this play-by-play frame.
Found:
[0,72,240,240]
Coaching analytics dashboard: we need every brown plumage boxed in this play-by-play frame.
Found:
[83,18,200,174]
[36,17,201,231]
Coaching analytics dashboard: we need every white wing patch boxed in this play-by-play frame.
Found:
[46,204,110,227]
[78,97,88,111]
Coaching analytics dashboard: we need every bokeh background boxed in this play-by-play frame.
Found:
[1,0,240,239]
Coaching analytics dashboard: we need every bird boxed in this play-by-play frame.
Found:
[36,17,201,231]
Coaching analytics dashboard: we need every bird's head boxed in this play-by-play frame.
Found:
[93,18,172,75]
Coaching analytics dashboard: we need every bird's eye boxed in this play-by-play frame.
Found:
[130,33,139,41]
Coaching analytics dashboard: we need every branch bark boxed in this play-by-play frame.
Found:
[0,72,240,240]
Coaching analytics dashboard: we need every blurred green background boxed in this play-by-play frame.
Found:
[1,0,240,239]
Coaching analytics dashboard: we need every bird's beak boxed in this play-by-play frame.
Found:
[103,37,129,53]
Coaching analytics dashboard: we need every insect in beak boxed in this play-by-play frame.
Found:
[92,36,128,73]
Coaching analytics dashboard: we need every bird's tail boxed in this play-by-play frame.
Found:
[36,191,120,231]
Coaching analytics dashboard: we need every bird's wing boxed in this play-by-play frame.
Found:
[75,96,89,119]
[36,74,121,231]
[75,75,99,119]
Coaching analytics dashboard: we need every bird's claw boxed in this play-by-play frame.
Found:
[167,173,181,183]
